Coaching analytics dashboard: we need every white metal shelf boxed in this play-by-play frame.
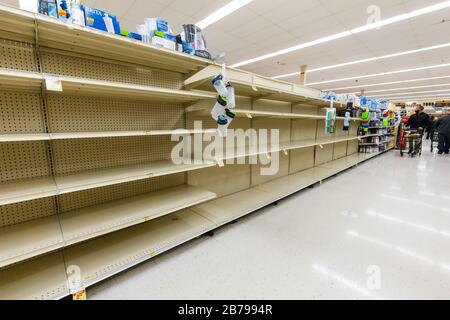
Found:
[0,185,216,268]
[209,136,359,163]
[0,5,35,42]
[0,129,218,143]
[0,252,68,300]
[55,160,215,195]
[35,14,213,74]
[0,5,214,73]
[0,68,215,103]
[0,215,64,268]
[1,135,360,207]
[184,64,344,107]
[0,69,43,91]
[0,161,216,206]
[187,107,360,122]
[359,142,388,146]
[0,149,392,298]
[63,209,216,288]
[0,176,57,206]
[61,184,216,246]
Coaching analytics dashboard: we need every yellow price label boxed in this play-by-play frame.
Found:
[73,289,87,301]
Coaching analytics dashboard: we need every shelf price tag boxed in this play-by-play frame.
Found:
[246,113,253,119]
[44,76,63,92]
[217,160,224,167]
[283,149,289,156]
[72,289,87,300]
[319,144,324,149]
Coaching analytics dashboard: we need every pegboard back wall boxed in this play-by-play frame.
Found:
[0,142,50,181]
[46,95,185,132]
[40,49,184,89]
[59,174,185,213]
[0,40,37,72]
[0,197,56,228]
[51,136,177,175]
[0,91,45,134]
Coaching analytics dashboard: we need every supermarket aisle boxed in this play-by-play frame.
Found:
[90,146,450,300]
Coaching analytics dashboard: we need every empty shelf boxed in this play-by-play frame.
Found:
[0,129,218,143]
[0,68,215,103]
[187,107,327,120]
[0,176,57,206]
[64,209,215,287]
[0,5,35,42]
[61,185,217,246]
[207,136,359,163]
[184,65,344,107]
[0,68,43,91]
[0,215,64,268]
[192,188,274,225]
[0,133,51,142]
[254,171,318,200]
[0,252,68,300]
[0,185,215,268]
[55,76,215,103]
[55,160,215,195]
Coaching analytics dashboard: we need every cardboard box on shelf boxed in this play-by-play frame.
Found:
[83,5,120,35]
[151,36,176,51]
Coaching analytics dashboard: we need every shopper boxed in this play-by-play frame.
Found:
[407,105,430,154]
[435,114,450,154]
[427,116,437,140]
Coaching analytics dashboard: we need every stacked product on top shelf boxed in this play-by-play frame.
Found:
[0,5,391,300]
[32,0,212,58]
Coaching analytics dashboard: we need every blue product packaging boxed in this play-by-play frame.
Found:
[129,32,143,41]
[83,5,121,35]
[39,0,58,18]
[145,18,169,33]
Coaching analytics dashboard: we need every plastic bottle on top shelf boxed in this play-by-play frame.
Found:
[212,75,228,97]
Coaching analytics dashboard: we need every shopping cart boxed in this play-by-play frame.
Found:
[398,126,424,157]
[430,131,439,153]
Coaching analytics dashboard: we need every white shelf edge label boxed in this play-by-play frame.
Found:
[45,76,63,92]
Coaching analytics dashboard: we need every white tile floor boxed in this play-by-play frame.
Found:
[89,143,450,300]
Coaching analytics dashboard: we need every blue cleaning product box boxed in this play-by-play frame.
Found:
[144,18,169,33]
[39,0,58,18]
[83,5,121,35]
[129,32,143,41]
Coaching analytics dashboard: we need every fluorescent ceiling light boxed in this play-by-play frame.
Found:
[327,75,450,91]
[392,97,450,101]
[388,93,450,100]
[230,1,450,68]
[196,0,253,29]
[272,43,450,79]
[307,63,450,86]
[354,83,450,95]
[369,89,450,98]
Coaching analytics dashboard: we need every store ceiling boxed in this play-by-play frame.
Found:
[2,0,450,101]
